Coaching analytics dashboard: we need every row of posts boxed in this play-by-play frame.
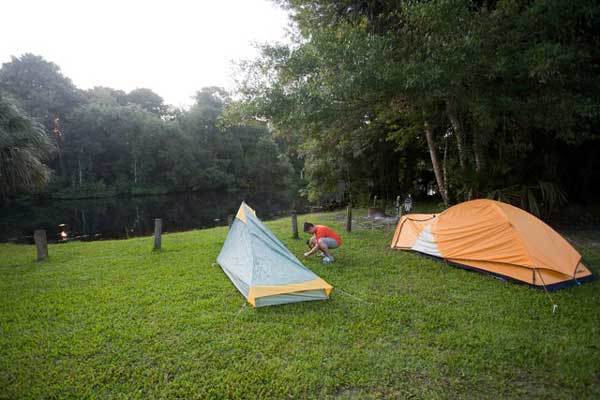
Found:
[33,218,165,261]
[33,205,356,261]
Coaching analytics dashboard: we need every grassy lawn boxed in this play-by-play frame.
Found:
[1,209,599,399]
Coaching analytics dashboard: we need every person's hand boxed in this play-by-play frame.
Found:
[303,252,310,257]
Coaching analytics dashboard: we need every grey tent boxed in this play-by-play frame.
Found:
[217,202,333,307]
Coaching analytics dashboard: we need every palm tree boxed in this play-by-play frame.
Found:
[0,92,55,202]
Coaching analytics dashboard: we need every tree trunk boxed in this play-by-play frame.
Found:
[473,131,485,172]
[443,134,448,193]
[81,210,87,235]
[57,148,67,178]
[424,118,449,205]
[133,155,138,184]
[445,98,466,169]
[78,154,83,186]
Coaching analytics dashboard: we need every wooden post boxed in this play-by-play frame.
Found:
[373,195,378,208]
[153,218,162,251]
[345,205,352,232]
[227,214,234,228]
[34,229,48,261]
[291,212,299,239]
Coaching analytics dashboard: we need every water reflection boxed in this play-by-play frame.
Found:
[0,191,298,244]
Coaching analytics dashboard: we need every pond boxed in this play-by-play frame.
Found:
[0,191,301,244]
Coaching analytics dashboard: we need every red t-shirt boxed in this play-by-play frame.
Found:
[315,225,342,246]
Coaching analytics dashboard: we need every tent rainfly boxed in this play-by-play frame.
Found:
[217,202,333,307]
[391,199,594,290]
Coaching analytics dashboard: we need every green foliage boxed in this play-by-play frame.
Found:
[0,53,83,130]
[0,93,55,201]
[234,0,600,207]
[51,180,116,200]
[488,181,567,220]
[449,159,568,220]
[0,209,599,398]
[0,57,297,199]
[126,88,167,115]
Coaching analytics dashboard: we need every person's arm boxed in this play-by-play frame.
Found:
[303,235,319,257]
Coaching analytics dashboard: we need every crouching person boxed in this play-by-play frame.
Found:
[303,222,342,264]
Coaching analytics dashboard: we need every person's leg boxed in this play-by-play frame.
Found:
[317,238,332,258]
[320,238,339,260]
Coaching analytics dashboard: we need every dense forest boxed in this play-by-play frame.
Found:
[0,54,296,202]
[2,0,600,221]
[226,0,600,219]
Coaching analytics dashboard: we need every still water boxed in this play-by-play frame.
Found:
[0,191,299,244]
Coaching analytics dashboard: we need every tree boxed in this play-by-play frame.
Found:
[63,89,164,189]
[0,92,55,202]
[0,54,298,199]
[230,0,600,212]
[126,88,167,116]
[0,54,83,130]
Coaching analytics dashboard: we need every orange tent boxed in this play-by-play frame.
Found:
[391,199,594,290]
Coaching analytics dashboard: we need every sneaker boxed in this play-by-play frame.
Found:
[322,256,334,264]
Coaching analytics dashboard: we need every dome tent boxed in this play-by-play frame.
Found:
[391,199,594,290]
[217,202,333,307]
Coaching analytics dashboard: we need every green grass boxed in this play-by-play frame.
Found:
[1,209,599,399]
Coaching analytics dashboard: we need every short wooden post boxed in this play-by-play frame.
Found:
[227,214,234,228]
[345,205,352,232]
[291,212,299,239]
[34,229,48,261]
[153,218,162,251]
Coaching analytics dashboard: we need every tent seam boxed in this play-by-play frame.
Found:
[489,201,535,268]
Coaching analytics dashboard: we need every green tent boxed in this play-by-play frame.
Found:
[217,202,333,307]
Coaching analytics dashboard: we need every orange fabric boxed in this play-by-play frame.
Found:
[432,200,532,267]
[247,278,333,306]
[495,202,581,276]
[391,199,592,286]
[315,225,342,245]
[391,214,435,249]
[447,258,536,284]
[235,202,256,223]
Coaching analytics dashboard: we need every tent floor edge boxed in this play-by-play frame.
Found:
[254,289,330,307]
[405,250,596,291]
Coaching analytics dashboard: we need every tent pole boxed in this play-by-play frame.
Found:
[535,268,558,314]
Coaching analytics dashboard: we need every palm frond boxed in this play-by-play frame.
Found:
[0,92,55,200]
